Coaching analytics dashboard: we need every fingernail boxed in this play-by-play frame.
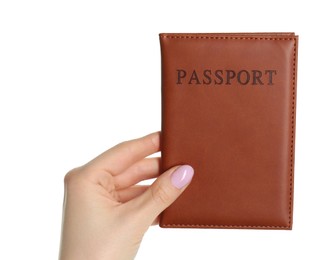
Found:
[171,165,194,189]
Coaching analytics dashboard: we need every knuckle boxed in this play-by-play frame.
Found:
[151,183,172,205]
[63,167,82,185]
[134,162,145,176]
[117,140,129,148]
[116,140,135,155]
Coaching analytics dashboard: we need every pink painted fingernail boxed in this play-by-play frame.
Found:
[171,165,194,189]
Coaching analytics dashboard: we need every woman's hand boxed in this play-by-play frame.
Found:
[59,132,194,259]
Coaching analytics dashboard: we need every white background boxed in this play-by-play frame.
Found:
[0,0,331,259]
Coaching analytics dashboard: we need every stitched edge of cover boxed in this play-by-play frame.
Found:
[161,224,290,229]
[160,35,295,41]
[160,35,297,229]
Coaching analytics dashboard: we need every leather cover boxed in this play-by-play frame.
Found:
[159,33,298,229]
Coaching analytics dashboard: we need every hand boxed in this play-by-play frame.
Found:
[59,132,194,260]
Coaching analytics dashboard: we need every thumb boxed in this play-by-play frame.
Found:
[132,165,194,223]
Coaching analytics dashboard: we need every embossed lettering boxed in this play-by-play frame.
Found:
[176,69,186,84]
[176,69,277,86]
[188,70,201,84]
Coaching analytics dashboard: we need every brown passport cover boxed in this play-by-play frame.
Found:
[159,33,298,229]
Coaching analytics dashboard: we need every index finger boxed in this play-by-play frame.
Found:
[86,131,160,175]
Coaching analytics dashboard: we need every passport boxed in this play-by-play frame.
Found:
[159,33,298,229]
